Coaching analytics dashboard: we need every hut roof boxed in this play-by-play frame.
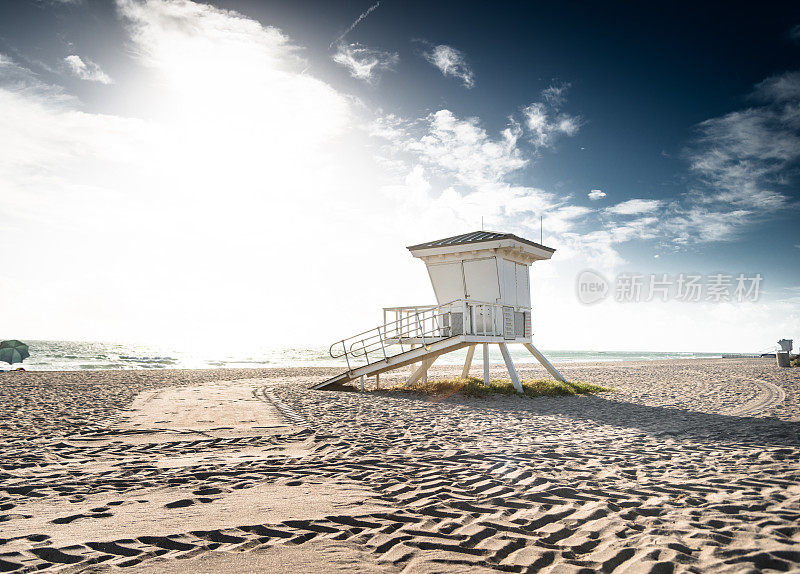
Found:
[407,231,555,253]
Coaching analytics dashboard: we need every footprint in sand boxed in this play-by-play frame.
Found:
[27,534,49,542]
[1,513,32,521]
[164,498,195,509]
[52,512,113,524]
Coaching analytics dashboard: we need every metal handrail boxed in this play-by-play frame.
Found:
[383,304,436,312]
[333,299,459,350]
[329,299,531,370]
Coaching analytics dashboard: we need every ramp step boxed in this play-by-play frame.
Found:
[314,372,353,390]
[312,337,467,390]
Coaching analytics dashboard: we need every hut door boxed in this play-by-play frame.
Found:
[427,262,465,305]
[515,264,530,307]
[463,258,501,335]
[463,258,501,301]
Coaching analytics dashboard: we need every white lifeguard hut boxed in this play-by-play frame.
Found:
[312,231,566,393]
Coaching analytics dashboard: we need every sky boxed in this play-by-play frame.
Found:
[0,0,798,354]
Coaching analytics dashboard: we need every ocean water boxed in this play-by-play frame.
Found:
[4,340,725,371]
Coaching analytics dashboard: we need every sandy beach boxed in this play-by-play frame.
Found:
[1,358,798,573]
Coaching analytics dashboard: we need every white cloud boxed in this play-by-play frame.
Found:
[422,44,474,88]
[555,115,580,136]
[664,207,752,243]
[0,55,137,180]
[522,83,581,150]
[588,189,606,200]
[608,216,660,242]
[116,0,350,145]
[542,205,592,234]
[373,110,529,188]
[581,70,800,250]
[689,107,797,210]
[368,106,620,271]
[333,42,398,82]
[605,198,662,215]
[369,113,408,141]
[688,71,800,208]
[369,98,648,271]
[402,110,527,187]
[541,83,568,107]
[754,70,800,103]
[675,69,799,243]
[0,54,70,100]
[0,0,384,347]
[5,0,795,355]
[64,55,113,84]
[371,109,568,238]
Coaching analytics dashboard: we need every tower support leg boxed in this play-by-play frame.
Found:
[462,345,476,379]
[407,356,437,386]
[523,343,567,382]
[482,343,490,385]
[499,343,524,394]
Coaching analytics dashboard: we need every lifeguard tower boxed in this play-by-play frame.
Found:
[312,231,566,393]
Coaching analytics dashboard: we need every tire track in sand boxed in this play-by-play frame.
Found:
[252,385,307,426]
[726,378,786,417]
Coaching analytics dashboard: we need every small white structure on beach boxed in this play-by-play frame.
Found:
[408,232,552,338]
[313,231,567,393]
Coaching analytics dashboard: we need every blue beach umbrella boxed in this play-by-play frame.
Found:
[0,340,29,366]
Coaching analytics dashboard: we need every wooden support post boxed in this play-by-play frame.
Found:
[523,343,567,382]
[375,374,380,390]
[482,343,490,385]
[499,343,524,394]
[407,356,437,386]
[360,375,365,392]
[461,345,476,379]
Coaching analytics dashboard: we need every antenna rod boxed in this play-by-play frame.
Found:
[540,215,543,243]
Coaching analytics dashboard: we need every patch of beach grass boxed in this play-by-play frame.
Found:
[377,376,611,398]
